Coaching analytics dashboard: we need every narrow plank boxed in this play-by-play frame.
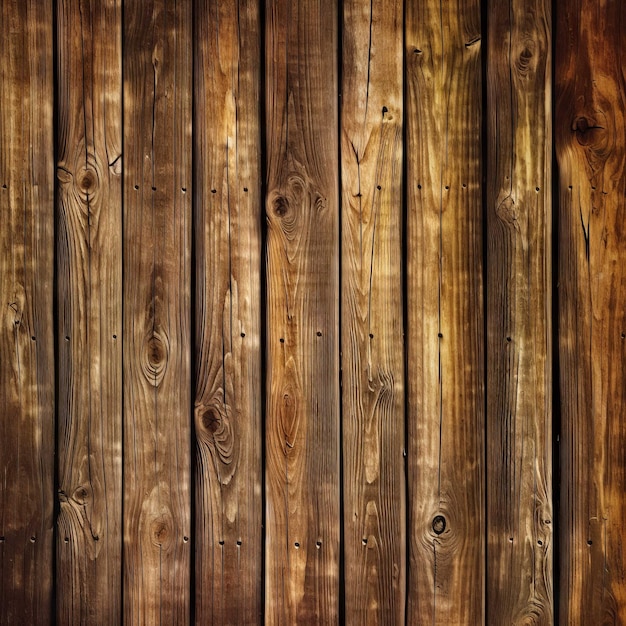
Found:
[556,1,626,622]
[193,0,263,622]
[405,1,484,623]
[123,1,192,623]
[265,0,340,622]
[340,0,405,623]
[0,2,55,623]
[56,0,123,622]
[486,0,553,622]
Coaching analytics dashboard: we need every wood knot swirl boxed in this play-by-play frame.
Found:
[432,515,446,535]
[78,168,97,194]
[150,515,173,549]
[141,330,169,386]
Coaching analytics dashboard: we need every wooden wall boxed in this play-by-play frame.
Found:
[1,0,625,624]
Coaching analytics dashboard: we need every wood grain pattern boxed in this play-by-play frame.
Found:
[341,0,405,623]
[123,1,192,623]
[193,0,263,623]
[405,1,484,623]
[486,0,553,623]
[556,1,626,622]
[0,2,55,623]
[56,0,123,622]
[265,0,340,622]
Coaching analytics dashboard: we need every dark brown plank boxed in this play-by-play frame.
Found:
[193,0,263,622]
[0,2,55,623]
[56,0,123,622]
[486,0,553,622]
[341,0,406,622]
[265,0,340,622]
[405,0,484,622]
[123,1,192,623]
[556,0,626,622]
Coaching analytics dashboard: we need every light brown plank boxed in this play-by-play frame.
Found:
[556,1,626,622]
[0,2,55,623]
[123,1,192,623]
[341,0,406,623]
[486,0,553,622]
[56,0,123,622]
[193,0,263,622]
[405,1,484,623]
[265,0,340,622]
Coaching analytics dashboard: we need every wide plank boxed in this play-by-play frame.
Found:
[0,2,55,623]
[56,0,123,622]
[486,0,553,622]
[341,0,406,623]
[123,1,192,623]
[193,0,263,622]
[556,1,626,622]
[265,0,340,622]
[405,1,484,623]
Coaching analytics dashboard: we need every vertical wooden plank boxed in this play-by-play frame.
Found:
[265,0,340,622]
[341,0,405,623]
[56,0,122,622]
[0,1,54,623]
[193,0,263,623]
[123,1,192,623]
[556,1,626,622]
[405,1,484,623]
[486,0,553,622]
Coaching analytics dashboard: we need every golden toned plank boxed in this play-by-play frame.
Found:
[56,0,122,622]
[405,1,484,623]
[486,0,553,622]
[193,0,263,622]
[265,0,340,622]
[0,2,54,623]
[556,1,626,622]
[341,0,405,622]
[123,1,192,623]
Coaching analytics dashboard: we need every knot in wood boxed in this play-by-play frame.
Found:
[200,407,221,434]
[141,331,168,386]
[273,195,289,217]
[515,45,534,75]
[432,515,446,535]
[572,115,605,147]
[150,518,172,549]
[78,168,97,193]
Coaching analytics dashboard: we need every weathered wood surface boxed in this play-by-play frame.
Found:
[341,0,405,623]
[56,0,123,622]
[486,0,553,623]
[556,0,626,623]
[405,0,484,623]
[193,0,263,623]
[123,1,192,623]
[265,0,340,622]
[0,1,55,623]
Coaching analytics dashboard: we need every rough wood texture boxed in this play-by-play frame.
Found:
[123,2,192,623]
[193,0,263,623]
[341,0,405,623]
[56,0,123,622]
[556,1,626,622]
[0,2,55,623]
[405,1,484,623]
[486,0,553,623]
[265,0,340,622]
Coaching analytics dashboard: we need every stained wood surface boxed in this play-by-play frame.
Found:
[123,1,192,623]
[556,1,626,622]
[341,0,405,623]
[0,2,55,623]
[405,1,484,623]
[56,0,123,622]
[265,0,340,622]
[193,0,263,623]
[486,0,553,623]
